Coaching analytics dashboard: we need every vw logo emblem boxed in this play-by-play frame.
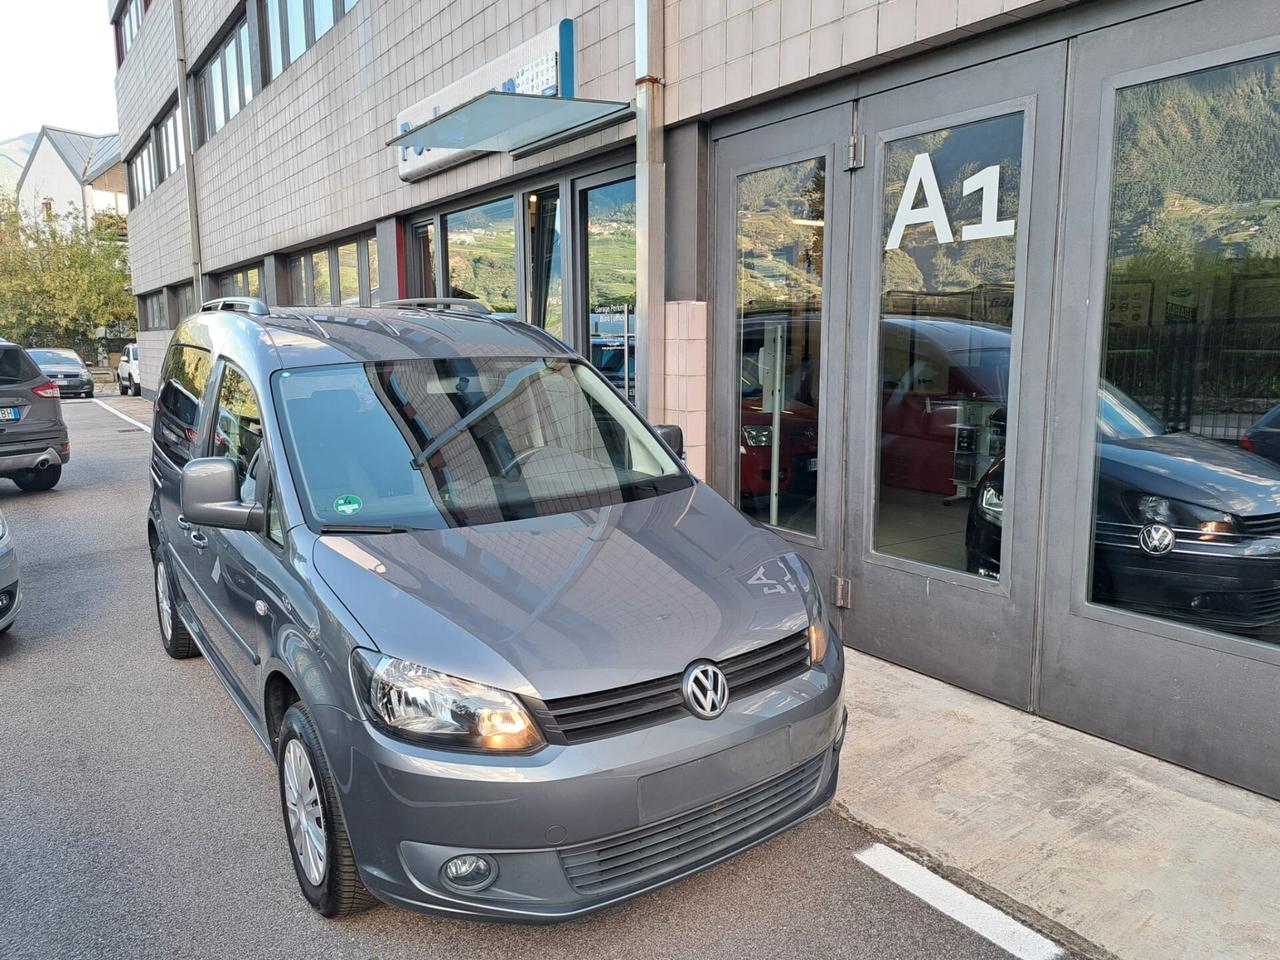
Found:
[682,661,729,720]
[1138,522,1176,557]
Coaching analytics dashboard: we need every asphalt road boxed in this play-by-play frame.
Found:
[0,397,1051,960]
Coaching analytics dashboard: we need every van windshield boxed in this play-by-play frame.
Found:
[274,357,690,530]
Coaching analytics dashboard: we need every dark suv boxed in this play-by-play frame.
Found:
[0,341,70,491]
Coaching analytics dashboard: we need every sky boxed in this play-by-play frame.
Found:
[0,1,121,141]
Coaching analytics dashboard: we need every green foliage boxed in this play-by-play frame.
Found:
[737,159,825,310]
[0,196,134,355]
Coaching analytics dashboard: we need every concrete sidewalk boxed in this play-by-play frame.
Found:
[834,650,1280,959]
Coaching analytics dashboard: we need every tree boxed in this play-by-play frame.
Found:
[0,196,134,357]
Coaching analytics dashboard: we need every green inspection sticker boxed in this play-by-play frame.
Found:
[333,494,362,516]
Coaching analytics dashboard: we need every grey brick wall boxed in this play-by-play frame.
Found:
[128,172,193,295]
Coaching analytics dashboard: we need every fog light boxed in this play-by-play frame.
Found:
[0,591,11,611]
[442,854,496,891]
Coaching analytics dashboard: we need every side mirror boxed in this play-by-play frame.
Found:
[653,424,686,461]
[181,457,264,532]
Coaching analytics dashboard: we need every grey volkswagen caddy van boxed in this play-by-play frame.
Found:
[149,297,845,921]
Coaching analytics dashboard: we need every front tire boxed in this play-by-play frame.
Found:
[278,703,375,918]
[153,552,198,659]
[130,377,141,397]
[118,377,127,396]
[13,465,61,491]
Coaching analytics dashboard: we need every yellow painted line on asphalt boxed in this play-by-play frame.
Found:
[855,844,1063,960]
[90,397,151,433]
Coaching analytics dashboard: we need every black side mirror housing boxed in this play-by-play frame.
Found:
[180,457,265,532]
[653,424,686,461]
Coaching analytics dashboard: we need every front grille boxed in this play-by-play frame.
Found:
[529,631,811,745]
[558,752,825,895]
[1239,514,1280,537]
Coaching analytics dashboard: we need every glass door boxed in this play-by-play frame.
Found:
[1041,0,1280,797]
[841,45,1066,707]
[712,106,853,592]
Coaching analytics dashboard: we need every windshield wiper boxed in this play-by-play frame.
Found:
[319,524,410,535]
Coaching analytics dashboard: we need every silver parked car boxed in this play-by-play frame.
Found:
[149,297,845,921]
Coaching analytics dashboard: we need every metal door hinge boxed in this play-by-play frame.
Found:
[846,134,864,171]
[832,576,852,609]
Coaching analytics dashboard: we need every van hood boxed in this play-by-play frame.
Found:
[1102,431,1280,517]
[312,483,809,701]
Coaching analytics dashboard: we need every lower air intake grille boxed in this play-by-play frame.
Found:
[558,752,826,895]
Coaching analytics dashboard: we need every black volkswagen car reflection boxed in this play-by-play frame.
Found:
[968,382,1280,638]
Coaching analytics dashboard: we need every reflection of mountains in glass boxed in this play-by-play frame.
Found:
[881,113,1023,298]
[1109,54,1280,262]
[737,159,826,310]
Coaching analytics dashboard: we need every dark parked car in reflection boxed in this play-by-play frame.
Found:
[1241,403,1280,466]
[969,382,1280,638]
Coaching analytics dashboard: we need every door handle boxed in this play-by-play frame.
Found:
[190,530,208,550]
[176,514,192,531]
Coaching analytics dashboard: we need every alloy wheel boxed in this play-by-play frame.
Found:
[155,560,172,641]
[283,738,327,886]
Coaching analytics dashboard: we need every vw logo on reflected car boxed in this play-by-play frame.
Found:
[682,661,729,719]
[1138,522,1177,557]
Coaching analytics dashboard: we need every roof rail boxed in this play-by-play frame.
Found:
[384,297,492,317]
[201,296,270,317]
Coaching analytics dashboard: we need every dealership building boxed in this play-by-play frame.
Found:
[111,0,1280,798]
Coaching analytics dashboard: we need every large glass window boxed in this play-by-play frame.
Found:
[138,291,169,332]
[197,20,254,144]
[262,0,356,75]
[528,188,564,338]
[337,242,359,305]
[114,0,143,64]
[213,265,263,299]
[410,221,436,297]
[874,113,1023,573]
[446,198,518,316]
[311,250,332,305]
[584,179,637,401]
[735,161,824,534]
[288,235,377,306]
[1086,54,1280,643]
[127,142,156,206]
[274,358,689,530]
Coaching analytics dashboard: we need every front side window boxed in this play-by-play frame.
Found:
[584,179,638,402]
[211,366,264,501]
[1087,53,1280,643]
[156,345,213,466]
[274,358,689,530]
[874,112,1024,574]
[735,160,824,534]
[446,198,517,316]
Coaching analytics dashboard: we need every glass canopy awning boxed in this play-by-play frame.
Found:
[388,91,632,155]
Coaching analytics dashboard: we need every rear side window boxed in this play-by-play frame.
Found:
[156,345,213,466]
[0,347,41,385]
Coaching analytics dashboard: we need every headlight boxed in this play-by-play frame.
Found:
[1128,494,1236,539]
[977,481,1004,527]
[784,553,829,663]
[742,424,773,447]
[350,650,544,752]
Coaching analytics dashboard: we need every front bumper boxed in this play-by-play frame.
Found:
[321,642,845,921]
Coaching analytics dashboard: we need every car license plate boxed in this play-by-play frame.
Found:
[0,407,19,421]
[806,457,818,471]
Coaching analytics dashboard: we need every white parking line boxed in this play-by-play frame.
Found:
[855,844,1063,960]
[91,398,151,433]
